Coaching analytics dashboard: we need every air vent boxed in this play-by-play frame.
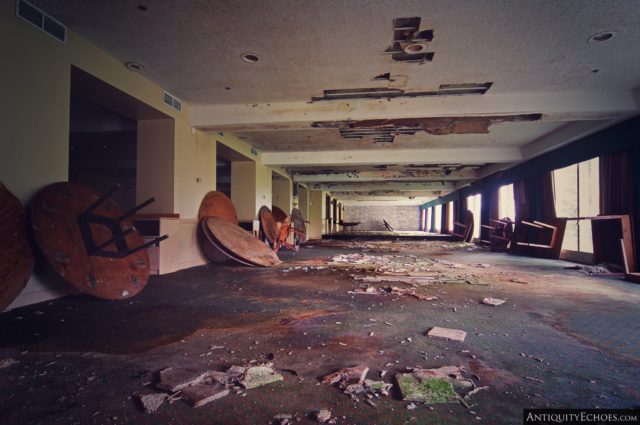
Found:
[311,82,493,101]
[16,0,67,44]
[163,91,182,112]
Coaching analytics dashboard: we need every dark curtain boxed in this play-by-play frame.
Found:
[440,204,448,234]
[513,172,561,257]
[514,172,556,222]
[598,147,640,265]
[452,199,459,227]
[429,207,436,233]
[480,191,491,240]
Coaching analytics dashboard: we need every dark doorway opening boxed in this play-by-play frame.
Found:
[216,157,231,198]
[69,95,137,210]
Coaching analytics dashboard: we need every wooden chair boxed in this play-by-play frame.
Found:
[452,210,474,242]
[273,217,306,253]
[620,238,640,283]
[480,217,514,251]
[516,220,558,249]
[510,218,566,259]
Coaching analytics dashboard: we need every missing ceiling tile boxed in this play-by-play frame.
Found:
[311,114,542,140]
[373,72,394,82]
[311,82,493,101]
[385,17,434,63]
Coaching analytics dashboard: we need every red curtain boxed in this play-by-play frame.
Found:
[597,149,640,265]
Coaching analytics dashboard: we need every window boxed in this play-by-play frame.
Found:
[498,183,515,219]
[447,202,454,233]
[434,204,442,232]
[553,157,599,253]
[466,193,482,239]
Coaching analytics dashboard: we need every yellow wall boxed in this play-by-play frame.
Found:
[308,190,324,240]
[0,2,216,308]
[256,163,272,214]
[298,186,309,220]
[137,118,175,213]
[231,161,257,221]
[272,178,292,213]
[0,3,292,309]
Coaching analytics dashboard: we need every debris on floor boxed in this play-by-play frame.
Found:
[347,285,379,295]
[315,409,332,423]
[396,366,477,404]
[157,367,211,392]
[482,297,507,306]
[272,413,294,425]
[321,365,394,402]
[134,392,167,414]
[396,373,458,404]
[426,327,467,342]
[386,286,437,300]
[231,363,284,389]
[136,363,283,412]
[180,382,229,408]
[0,358,18,369]
[564,264,621,276]
[321,365,369,387]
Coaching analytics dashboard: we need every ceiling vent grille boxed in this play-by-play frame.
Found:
[16,0,67,44]
[163,92,182,112]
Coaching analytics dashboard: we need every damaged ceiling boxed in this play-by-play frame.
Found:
[32,0,640,204]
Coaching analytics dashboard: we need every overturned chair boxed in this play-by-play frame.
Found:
[479,217,514,251]
[451,210,474,242]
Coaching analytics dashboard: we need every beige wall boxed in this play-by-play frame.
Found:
[308,190,324,240]
[137,119,175,213]
[0,2,294,309]
[256,163,272,214]
[231,161,257,221]
[298,186,309,220]
[0,3,216,308]
[272,178,292,213]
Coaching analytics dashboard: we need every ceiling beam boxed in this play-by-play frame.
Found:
[309,181,455,192]
[293,168,478,183]
[262,147,521,167]
[338,196,433,205]
[192,90,638,128]
[331,190,445,197]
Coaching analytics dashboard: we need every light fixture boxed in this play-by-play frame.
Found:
[403,42,429,54]
[588,31,616,44]
[125,61,143,71]
[241,53,261,63]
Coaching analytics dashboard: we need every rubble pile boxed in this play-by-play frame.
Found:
[134,363,283,413]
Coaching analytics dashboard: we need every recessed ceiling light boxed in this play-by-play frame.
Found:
[241,53,261,63]
[125,61,143,71]
[403,42,429,54]
[588,31,616,44]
